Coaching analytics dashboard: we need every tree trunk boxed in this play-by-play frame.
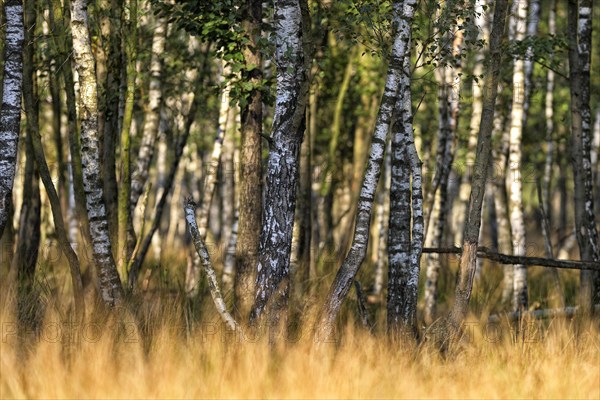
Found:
[568,0,600,312]
[0,0,24,238]
[96,0,122,256]
[127,88,199,288]
[452,0,489,246]
[371,139,390,298]
[234,0,263,316]
[507,0,529,312]
[23,0,84,319]
[448,0,508,330]
[248,0,310,329]
[185,62,231,297]
[71,0,124,306]
[491,100,514,305]
[130,16,167,209]
[316,0,417,340]
[117,0,137,280]
[388,27,423,336]
[47,0,92,256]
[539,0,565,309]
[423,10,464,325]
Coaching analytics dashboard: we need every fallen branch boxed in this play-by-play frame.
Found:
[422,247,600,271]
[184,198,239,331]
[488,305,600,323]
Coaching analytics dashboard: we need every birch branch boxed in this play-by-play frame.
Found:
[422,247,600,271]
[184,198,239,331]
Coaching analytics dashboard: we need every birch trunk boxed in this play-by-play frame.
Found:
[248,0,310,327]
[540,0,565,308]
[449,0,508,329]
[128,91,198,288]
[96,0,122,253]
[452,0,489,245]
[0,0,24,238]
[184,199,239,331]
[388,31,423,336]
[423,12,464,325]
[491,97,514,305]
[130,16,167,209]
[507,0,528,312]
[568,0,600,312]
[24,0,84,318]
[371,139,390,298]
[71,0,123,306]
[47,0,92,255]
[185,62,231,297]
[316,0,417,339]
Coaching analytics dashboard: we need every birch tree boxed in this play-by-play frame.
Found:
[452,0,489,246]
[316,0,417,339]
[130,16,167,210]
[23,0,84,318]
[507,0,529,312]
[248,0,310,326]
[387,13,423,335]
[449,0,508,329]
[568,0,600,312]
[0,0,24,238]
[185,63,231,297]
[71,0,124,306]
[423,4,465,325]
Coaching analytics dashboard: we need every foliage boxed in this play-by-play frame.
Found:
[150,0,274,108]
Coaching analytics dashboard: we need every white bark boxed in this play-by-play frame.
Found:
[130,17,167,209]
[0,0,24,238]
[185,62,231,297]
[184,199,239,331]
[71,0,123,305]
[507,0,528,312]
[249,0,309,326]
[452,0,489,245]
[317,0,417,338]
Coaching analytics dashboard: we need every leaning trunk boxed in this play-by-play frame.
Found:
[316,0,417,339]
[449,0,508,330]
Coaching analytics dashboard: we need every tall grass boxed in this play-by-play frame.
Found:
[1,276,599,399]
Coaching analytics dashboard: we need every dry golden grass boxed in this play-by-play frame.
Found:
[1,283,599,400]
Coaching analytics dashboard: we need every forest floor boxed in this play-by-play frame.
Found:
[1,279,599,399]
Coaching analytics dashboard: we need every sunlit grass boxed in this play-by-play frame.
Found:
[1,276,599,399]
